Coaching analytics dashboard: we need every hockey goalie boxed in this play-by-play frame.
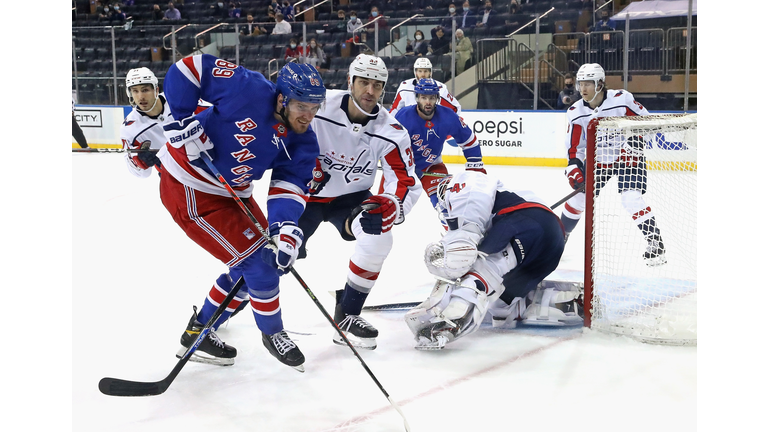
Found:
[405,171,582,350]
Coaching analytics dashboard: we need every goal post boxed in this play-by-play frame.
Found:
[584,113,697,346]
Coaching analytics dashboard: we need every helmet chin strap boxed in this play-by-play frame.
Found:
[275,95,294,130]
[586,81,604,104]
[134,87,160,114]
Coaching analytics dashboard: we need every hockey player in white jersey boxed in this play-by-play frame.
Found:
[301,54,422,350]
[120,67,209,178]
[389,57,461,116]
[404,171,567,349]
[560,63,666,266]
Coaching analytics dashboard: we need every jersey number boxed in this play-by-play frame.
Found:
[212,59,237,78]
[404,147,414,167]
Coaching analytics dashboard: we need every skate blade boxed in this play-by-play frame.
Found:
[644,254,668,267]
[176,346,235,366]
[290,364,305,373]
[333,333,377,350]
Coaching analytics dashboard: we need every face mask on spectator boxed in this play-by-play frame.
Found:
[371,11,378,17]
[350,15,357,20]
[415,34,422,40]
[290,43,297,48]
[449,7,455,13]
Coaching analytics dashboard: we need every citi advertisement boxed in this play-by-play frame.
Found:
[443,111,567,166]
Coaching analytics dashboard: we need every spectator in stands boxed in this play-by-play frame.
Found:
[453,28,473,74]
[332,9,347,33]
[294,4,305,22]
[285,37,305,60]
[228,2,242,19]
[475,0,500,28]
[366,6,388,32]
[152,4,164,20]
[241,13,268,36]
[163,2,181,20]
[347,10,364,34]
[272,13,292,34]
[281,0,295,21]
[441,4,460,30]
[556,73,581,109]
[99,4,111,20]
[412,0,434,11]
[405,29,429,57]
[267,2,278,22]
[428,25,451,56]
[304,38,326,69]
[590,9,612,32]
[506,0,521,14]
[109,4,127,22]
[211,2,228,19]
[458,1,477,29]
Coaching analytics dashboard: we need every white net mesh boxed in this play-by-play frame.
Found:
[587,114,697,346]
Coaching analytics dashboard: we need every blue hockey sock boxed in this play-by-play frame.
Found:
[339,283,370,316]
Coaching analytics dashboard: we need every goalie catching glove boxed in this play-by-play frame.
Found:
[261,221,304,274]
[565,158,585,190]
[163,116,213,162]
[358,194,402,235]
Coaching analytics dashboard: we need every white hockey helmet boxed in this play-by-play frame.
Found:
[576,63,605,89]
[125,67,159,105]
[348,54,388,88]
[413,57,433,79]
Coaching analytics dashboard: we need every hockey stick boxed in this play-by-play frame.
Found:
[363,187,587,312]
[550,185,585,210]
[72,148,159,153]
[198,152,411,432]
[98,277,246,397]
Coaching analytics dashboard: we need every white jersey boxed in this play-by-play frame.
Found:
[442,171,548,235]
[311,89,422,219]
[564,89,649,165]
[120,94,174,178]
[389,78,462,117]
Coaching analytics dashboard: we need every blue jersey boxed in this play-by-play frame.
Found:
[158,54,319,226]
[394,104,479,173]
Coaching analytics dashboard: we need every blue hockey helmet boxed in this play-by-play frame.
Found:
[276,62,326,106]
[414,78,441,96]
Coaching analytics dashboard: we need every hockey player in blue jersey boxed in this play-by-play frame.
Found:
[391,78,484,216]
[157,55,326,372]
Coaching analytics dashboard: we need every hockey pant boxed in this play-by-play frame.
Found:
[298,189,394,307]
[159,171,286,335]
[562,155,657,233]
[476,208,566,302]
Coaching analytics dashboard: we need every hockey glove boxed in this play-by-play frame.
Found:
[465,157,487,174]
[163,116,212,162]
[308,159,330,195]
[261,222,304,274]
[565,158,585,190]
[136,149,162,169]
[358,194,401,235]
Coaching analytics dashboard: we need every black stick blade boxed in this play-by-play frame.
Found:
[98,377,169,397]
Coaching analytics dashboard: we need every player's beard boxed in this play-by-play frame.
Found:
[284,106,311,134]
[417,101,435,118]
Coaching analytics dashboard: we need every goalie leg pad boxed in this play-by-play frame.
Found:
[521,281,584,327]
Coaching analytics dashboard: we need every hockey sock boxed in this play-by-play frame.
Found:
[560,213,580,235]
[340,283,370,316]
[250,287,283,335]
[198,274,248,330]
[637,216,661,239]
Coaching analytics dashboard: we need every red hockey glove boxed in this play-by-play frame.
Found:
[565,158,585,190]
[307,159,330,195]
[359,194,401,235]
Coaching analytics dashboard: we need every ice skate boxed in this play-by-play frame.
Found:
[262,330,305,373]
[177,306,237,366]
[333,304,378,350]
[643,234,667,267]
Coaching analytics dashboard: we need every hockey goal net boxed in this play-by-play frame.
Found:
[583,113,697,346]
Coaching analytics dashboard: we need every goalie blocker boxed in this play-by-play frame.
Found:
[405,171,567,349]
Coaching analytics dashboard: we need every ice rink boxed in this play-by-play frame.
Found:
[69,154,697,432]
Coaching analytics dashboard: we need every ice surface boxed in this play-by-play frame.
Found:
[71,154,696,432]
